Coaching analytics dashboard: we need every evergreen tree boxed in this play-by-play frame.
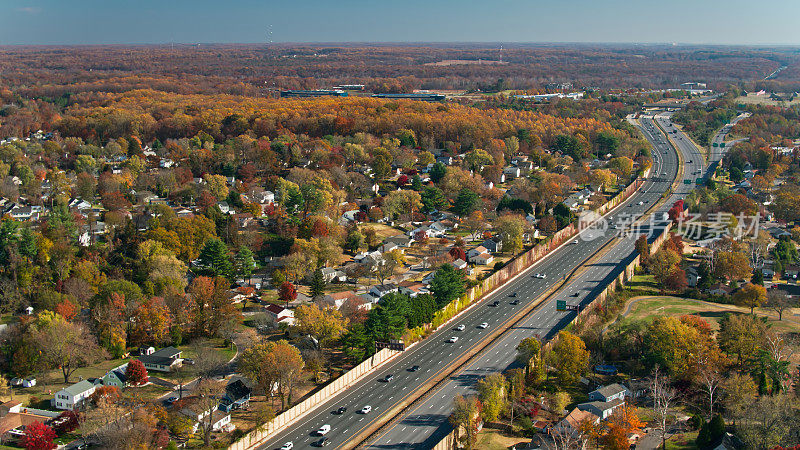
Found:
[411,174,423,191]
[310,268,326,299]
[197,238,232,278]
[18,226,37,260]
[452,188,481,217]
[430,162,447,183]
[429,264,466,308]
[233,246,256,280]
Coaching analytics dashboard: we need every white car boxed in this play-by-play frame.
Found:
[638,201,644,206]
[281,443,294,450]
[317,424,331,436]
[447,336,459,343]
[456,324,466,331]
[479,322,489,329]
[360,405,372,414]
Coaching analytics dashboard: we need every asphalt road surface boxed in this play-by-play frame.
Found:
[258,113,702,450]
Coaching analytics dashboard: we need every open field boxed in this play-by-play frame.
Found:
[735,93,800,106]
[620,295,800,334]
[475,427,531,450]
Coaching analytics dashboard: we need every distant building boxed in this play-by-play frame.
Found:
[371,93,445,102]
[281,90,348,98]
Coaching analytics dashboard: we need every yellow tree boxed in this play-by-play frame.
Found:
[294,304,349,349]
[733,283,767,314]
[604,404,645,450]
[549,331,590,384]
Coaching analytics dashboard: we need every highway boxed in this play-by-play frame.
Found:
[361,114,705,449]
[708,112,750,173]
[258,113,701,450]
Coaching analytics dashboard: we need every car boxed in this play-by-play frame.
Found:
[571,240,578,244]
[409,365,420,372]
[638,201,644,206]
[182,358,195,365]
[662,172,667,176]
[687,160,693,163]
[539,273,546,279]
[509,292,517,297]
[532,273,540,278]
[510,299,520,305]
[280,443,294,450]
[317,424,331,436]
[456,324,466,331]
[571,292,580,297]
[383,374,394,382]
[492,300,500,307]
[313,438,330,447]
[479,322,489,329]
[360,405,372,414]
[164,396,178,405]
[448,336,459,343]
[334,406,347,415]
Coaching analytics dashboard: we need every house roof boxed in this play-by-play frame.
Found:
[578,398,625,413]
[591,383,627,399]
[265,304,289,315]
[139,346,181,366]
[61,380,95,396]
[561,408,599,428]
[225,379,252,402]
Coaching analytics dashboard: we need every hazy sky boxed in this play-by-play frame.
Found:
[1,0,799,46]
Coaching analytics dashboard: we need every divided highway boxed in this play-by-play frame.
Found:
[362,115,704,449]
[258,113,701,450]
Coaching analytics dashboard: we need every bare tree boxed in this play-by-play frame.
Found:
[697,365,722,418]
[192,379,227,447]
[765,289,795,321]
[651,366,678,450]
[544,420,590,450]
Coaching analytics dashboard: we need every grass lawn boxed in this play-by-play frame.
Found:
[360,223,402,239]
[476,427,530,450]
[624,274,660,294]
[665,431,699,449]
[622,296,800,334]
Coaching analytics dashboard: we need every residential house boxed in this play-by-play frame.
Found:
[53,380,97,410]
[100,364,129,388]
[503,166,521,179]
[471,253,494,266]
[265,304,295,327]
[436,156,453,166]
[384,235,414,248]
[217,202,232,214]
[708,283,733,296]
[320,291,359,309]
[554,408,599,435]
[398,281,429,298]
[139,346,183,372]
[379,241,400,254]
[182,405,232,434]
[767,227,792,240]
[369,283,399,300]
[785,265,800,280]
[320,267,347,283]
[218,379,252,413]
[0,401,58,442]
[481,238,503,253]
[467,246,489,260]
[577,398,625,419]
[588,384,628,403]
[451,259,468,270]
[354,250,384,267]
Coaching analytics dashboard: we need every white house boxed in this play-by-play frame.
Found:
[467,246,489,260]
[577,399,625,420]
[184,406,232,434]
[369,283,399,300]
[471,253,494,266]
[138,346,183,372]
[265,304,295,326]
[53,380,97,410]
[503,167,521,179]
[588,383,628,403]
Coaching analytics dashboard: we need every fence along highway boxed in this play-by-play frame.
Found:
[257,112,697,450]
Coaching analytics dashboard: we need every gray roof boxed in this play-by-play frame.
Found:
[591,383,627,398]
[61,380,95,396]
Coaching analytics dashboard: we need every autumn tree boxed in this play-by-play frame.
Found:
[548,331,589,384]
[713,250,752,282]
[278,281,297,307]
[187,276,238,337]
[495,213,526,253]
[240,340,304,409]
[32,314,105,383]
[450,395,482,450]
[766,289,795,321]
[649,249,681,288]
[733,283,767,314]
[126,359,149,386]
[476,373,507,423]
[294,303,348,349]
[718,313,768,365]
[603,404,645,450]
[635,234,650,262]
[21,421,56,450]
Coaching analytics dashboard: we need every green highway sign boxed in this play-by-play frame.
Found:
[696,178,703,184]
[556,300,566,311]
[684,179,692,185]
[712,143,719,147]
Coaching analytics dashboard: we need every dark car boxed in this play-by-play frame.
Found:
[314,437,330,447]
[384,374,394,382]
[571,292,580,297]
[509,292,517,297]
[492,300,500,307]
[334,406,347,415]
[510,299,520,305]
[409,365,420,372]
[182,358,195,365]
